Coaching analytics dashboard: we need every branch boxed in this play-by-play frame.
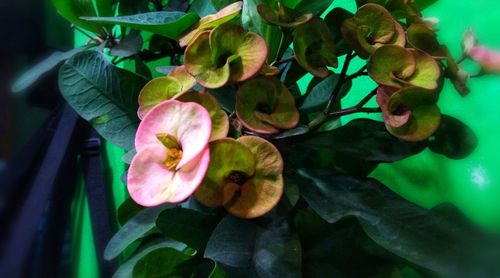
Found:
[328,107,381,117]
[308,88,380,130]
[274,55,295,66]
[345,64,368,81]
[325,51,355,113]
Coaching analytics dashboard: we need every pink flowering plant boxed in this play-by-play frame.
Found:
[15,0,500,276]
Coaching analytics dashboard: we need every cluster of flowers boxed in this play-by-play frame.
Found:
[127,1,500,217]
[129,2,285,218]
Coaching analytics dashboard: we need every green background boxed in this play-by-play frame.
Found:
[71,0,500,276]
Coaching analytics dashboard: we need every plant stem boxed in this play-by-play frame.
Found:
[308,87,380,130]
[328,107,381,117]
[456,53,467,64]
[274,55,295,66]
[271,30,291,66]
[325,51,355,113]
[345,64,368,81]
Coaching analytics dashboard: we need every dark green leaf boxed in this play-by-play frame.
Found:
[302,119,428,162]
[208,86,237,113]
[12,46,88,94]
[82,12,199,39]
[294,0,334,15]
[270,125,309,139]
[155,66,176,75]
[324,7,353,56]
[118,0,149,15]
[52,0,104,34]
[110,30,143,57]
[209,261,228,278]
[59,51,147,150]
[429,115,478,159]
[95,0,114,17]
[122,149,136,164]
[156,208,220,252]
[134,57,152,80]
[117,198,144,226]
[296,169,500,277]
[114,239,188,278]
[104,204,172,260]
[204,215,301,277]
[190,0,218,17]
[299,74,351,113]
[284,178,300,208]
[191,0,239,16]
[132,247,196,278]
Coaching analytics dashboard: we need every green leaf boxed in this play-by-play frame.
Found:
[302,119,427,163]
[294,0,334,15]
[270,125,309,139]
[204,215,301,277]
[299,74,351,113]
[113,239,188,278]
[52,0,103,34]
[12,46,88,94]
[156,208,220,252]
[242,0,283,63]
[110,30,143,57]
[190,0,218,17]
[117,198,144,226]
[132,247,196,278]
[324,8,354,56]
[59,51,147,150]
[82,12,200,39]
[95,0,114,17]
[208,261,228,278]
[295,169,500,277]
[209,86,237,113]
[104,204,172,260]
[429,115,478,159]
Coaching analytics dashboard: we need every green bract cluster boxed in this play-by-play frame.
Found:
[19,0,500,276]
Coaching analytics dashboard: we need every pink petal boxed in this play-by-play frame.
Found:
[377,86,410,128]
[127,146,210,206]
[135,100,212,169]
[470,46,500,72]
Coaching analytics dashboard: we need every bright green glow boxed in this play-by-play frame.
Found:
[71,1,500,275]
[305,0,500,232]
[371,0,500,232]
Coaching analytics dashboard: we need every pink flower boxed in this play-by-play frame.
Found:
[469,46,500,73]
[127,100,212,206]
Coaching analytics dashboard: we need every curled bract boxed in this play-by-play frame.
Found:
[257,2,312,28]
[407,24,446,59]
[184,22,268,88]
[194,136,284,219]
[377,86,441,142]
[138,65,196,119]
[176,91,229,141]
[236,77,299,134]
[341,3,405,59]
[293,17,338,77]
[368,45,441,90]
[128,100,212,206]
[179,1,243,47]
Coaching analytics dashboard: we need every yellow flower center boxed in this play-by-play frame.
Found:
[164,148,183,171]
[156,133,183,171]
